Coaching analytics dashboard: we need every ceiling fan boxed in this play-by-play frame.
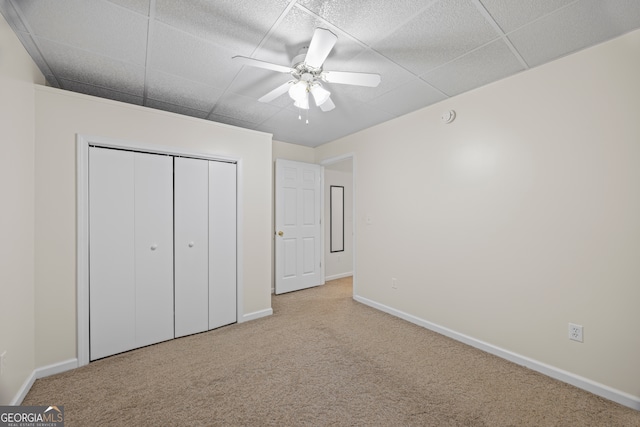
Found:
[233,28,381,113]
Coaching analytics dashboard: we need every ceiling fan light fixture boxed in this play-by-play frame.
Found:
[310,83,331,106]
[294,92,310,110]
[288,80,308,102]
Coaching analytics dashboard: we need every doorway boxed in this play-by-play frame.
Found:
[321,155,356,296]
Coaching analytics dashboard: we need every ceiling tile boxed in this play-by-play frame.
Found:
[479,0,576,33]
[298,0,438,45]
[106,0,150,16]
[155,0,289,56]
[15,0,148,65]
[145,99,209,119]
[37,38,145,95]
[422,39,525,97]
[508,0,640,67]
[58,78,144,105]
[367,77,447,117]
[373,0,499,75]
[254,6,365,71]
[149,22,239,88]
[146,70,222,112]
[212,92,281,125]
[258,107,338,146]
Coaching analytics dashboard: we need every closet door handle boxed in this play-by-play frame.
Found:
[188,241,195,248]
[150,244,158,251]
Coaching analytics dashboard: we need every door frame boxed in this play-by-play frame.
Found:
[76,134,242,367]
[320,153,356,297]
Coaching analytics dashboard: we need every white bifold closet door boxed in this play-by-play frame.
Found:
[89,147,174,361]
[208,161,237,329]
[174,157,210,337]
[175,158,237,336]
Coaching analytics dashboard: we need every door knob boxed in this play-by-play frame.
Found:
[188,241,195,248]
[278,231,284,236]
[150,244,158,251]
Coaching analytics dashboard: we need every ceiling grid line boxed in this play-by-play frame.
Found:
[473,0,529,69]
[141,0,157,105]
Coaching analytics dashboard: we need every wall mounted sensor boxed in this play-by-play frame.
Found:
[441,110,456,124]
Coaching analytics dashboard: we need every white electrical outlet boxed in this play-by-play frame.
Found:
[569,323,583,342]
[391,278,397,289]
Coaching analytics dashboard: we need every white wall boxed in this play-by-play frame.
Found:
[272,140,315,163]
[324,166,353,280]
[315,30,640,404]
[0,14,44,404]
[34,87,273,368]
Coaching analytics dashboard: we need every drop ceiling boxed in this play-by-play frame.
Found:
[2,0,640,147]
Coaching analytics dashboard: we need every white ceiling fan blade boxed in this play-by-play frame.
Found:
[258,81,294,103]
[304,28,337,69]
[233,56,294,74]
[323,70,381,87]
[319,96,335,112]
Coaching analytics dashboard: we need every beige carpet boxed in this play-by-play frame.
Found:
[24,277,639,426]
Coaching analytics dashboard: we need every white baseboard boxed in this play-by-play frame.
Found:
[11,358,78,405]
[354,295,640,411]
[241,308,273,323]
[325,272,353,281]
[11,372,36,406]
[35,359,78,379]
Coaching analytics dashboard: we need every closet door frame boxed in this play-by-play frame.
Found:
[76,134,242,367]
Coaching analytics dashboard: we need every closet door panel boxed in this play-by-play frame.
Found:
[134,153,174,347]
[209,161,237,329]
[174,157,209,337]
[89,147,136,360]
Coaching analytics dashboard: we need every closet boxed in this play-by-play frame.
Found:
[88,146,236,361]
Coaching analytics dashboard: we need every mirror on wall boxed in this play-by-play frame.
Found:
[330,185,344,253]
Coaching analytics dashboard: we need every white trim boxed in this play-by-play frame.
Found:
[11,359,78,405]
[236,159,244,329]
[77,137,90,366]
[76,134,243,367]
[354,294,640,411]
[35,359,78,379]
[325,272,353,281]
[241,308,273,323]
[11,372,35,405]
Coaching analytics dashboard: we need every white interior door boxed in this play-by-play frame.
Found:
[209,161,237,329]
[174,157,209,337]
[275,159,323,294]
